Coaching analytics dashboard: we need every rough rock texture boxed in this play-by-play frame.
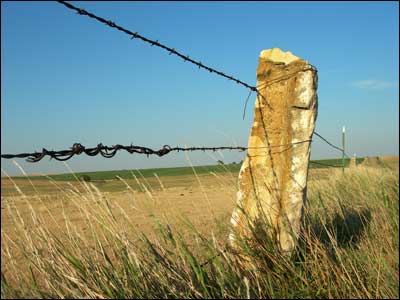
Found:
[230,48,318,255]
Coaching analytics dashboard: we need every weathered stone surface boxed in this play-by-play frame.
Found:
[230,48,318,255]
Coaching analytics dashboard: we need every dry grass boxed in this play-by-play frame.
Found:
[1,163,399,298]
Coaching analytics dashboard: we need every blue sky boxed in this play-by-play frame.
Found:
[1,1,399,176]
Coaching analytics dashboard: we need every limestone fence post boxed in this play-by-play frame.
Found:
[229,48,318,257]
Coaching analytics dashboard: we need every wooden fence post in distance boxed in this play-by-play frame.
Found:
[229,48,318,257]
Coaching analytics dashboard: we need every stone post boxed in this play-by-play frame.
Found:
[229,48,318,255]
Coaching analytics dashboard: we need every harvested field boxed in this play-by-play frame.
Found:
[1,157,398,298]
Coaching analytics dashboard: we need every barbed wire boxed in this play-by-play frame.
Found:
[1,140,312,163]
[0,134,346,164]
[57,1,257,92]
[58,1,319,121]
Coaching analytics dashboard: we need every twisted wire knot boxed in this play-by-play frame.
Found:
[72,143,85,155]
[157,145,172,156]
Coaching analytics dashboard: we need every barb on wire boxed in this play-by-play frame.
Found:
[57,1,257,92]
[1,140,313,163]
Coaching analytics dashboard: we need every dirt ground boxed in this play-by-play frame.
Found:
[0,168,320,241]
[1,172,238,243]
[1,159,397,244]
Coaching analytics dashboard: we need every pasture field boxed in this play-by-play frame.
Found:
[1,157,381,197]
[5,157,369,182]
[1,156,399,298]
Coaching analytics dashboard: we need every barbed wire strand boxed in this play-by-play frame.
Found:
[57,1,257,92]
[56,1,320,122]
[0,136,347,163]
[0,132,349,163]
[1,140,312,163]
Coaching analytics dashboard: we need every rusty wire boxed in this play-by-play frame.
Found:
[1,140,313,163]
[0,136,348,165]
